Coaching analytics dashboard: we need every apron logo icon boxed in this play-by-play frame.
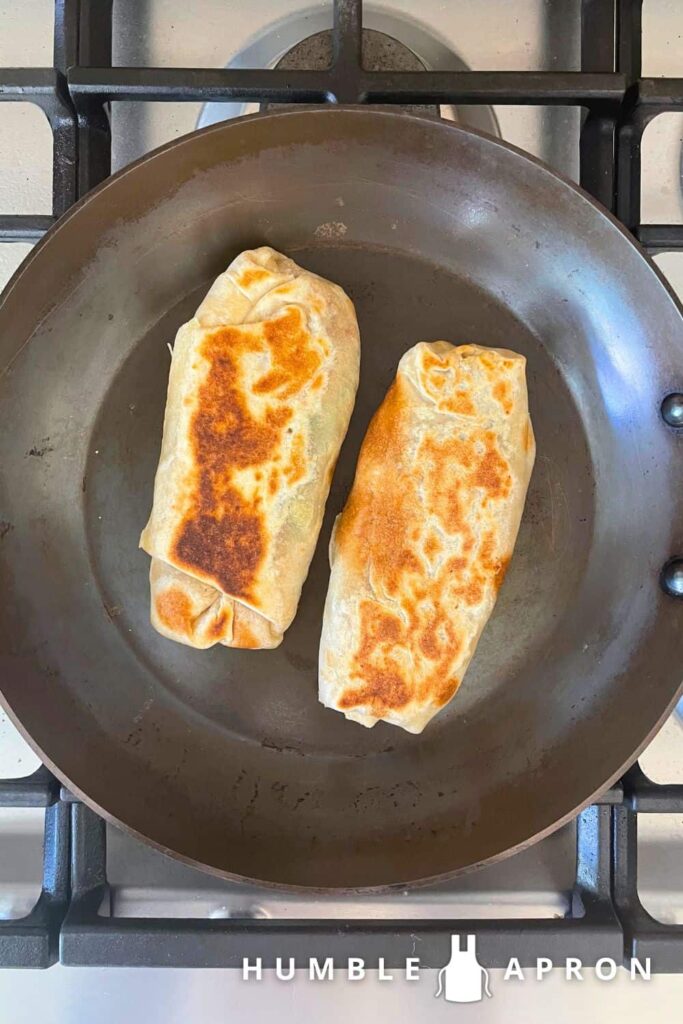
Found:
[435,934,492,1003]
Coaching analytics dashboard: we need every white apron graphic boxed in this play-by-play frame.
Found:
[435,934,492,1003]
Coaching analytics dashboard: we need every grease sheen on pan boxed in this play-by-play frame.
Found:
[319,341,535,734]
[140,247,360,650]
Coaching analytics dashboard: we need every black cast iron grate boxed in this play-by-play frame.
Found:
[0,0,682,971]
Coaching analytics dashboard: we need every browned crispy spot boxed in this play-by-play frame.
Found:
[477,531,510,590]
[435,677,460,707]
[523,420,533,452]
[423,531,443,560]
[442,390,476,416]
[207,610,229,640]
[336,387,420,598]
[238,267,270,288]
[253,307,323,398]
[339,671,409,712]
[155,588,193,636]
[419,623,441,660]
[458,576,485,606]
[353,601,403,660]
[493,379,513,414]
[419,351,476,416]
[470,434,512,500]
[422,434,475,472]
[494,558,510,589]
[420,439,472,537]
[233,621,260,649]
[449,530,510,610]
[175,491,263,601]
[172,306,320,601]
[339,602,410,713]
[311,373,324,391]
[283,432,306,486]
[478,531,495,569]
[422,352,442,372]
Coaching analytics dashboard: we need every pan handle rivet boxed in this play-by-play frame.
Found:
[661,559,683,599]
[661,393,683,427]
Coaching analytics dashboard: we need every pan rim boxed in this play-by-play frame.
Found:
[1,105,682,330]
[1,106,683,892]
[2,681,682,895]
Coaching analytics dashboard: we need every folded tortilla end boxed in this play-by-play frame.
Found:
[149,558,283,650]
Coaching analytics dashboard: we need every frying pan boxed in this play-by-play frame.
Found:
[1,108,682,890]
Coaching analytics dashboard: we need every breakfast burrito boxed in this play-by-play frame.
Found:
[319,341,535,733]
[140,247,360,649]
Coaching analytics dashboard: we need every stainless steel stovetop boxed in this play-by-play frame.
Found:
[1,1,682,1020]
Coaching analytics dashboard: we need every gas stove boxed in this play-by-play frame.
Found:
[1,0,683,990]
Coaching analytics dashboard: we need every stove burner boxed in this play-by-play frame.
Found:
[264,28,437,116]
[5,0,683,975]
[195,11,499,139]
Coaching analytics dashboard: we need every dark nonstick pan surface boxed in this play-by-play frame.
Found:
[1,108,682,890]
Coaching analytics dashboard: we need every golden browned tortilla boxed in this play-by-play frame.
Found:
[140,247,360,649]
[319,341,535,733]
